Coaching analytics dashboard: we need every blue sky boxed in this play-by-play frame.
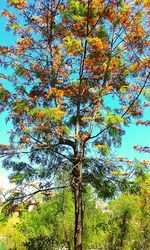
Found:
[0,1,150,182]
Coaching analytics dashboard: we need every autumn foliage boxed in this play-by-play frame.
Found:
[0,0,150,248]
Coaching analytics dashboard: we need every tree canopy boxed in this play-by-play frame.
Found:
[0,0,149,248]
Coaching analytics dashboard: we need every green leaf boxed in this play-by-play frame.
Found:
[11,24,20,29]
[105,114,124,125]
[119,86,129,93]
[15,65,24,76]
[142,88,150,101]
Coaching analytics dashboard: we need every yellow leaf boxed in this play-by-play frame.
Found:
[23,127,28,131]
[10,178,18,183]
[95,144,106,149]
[105,161,111,165]
[111,171,118,175]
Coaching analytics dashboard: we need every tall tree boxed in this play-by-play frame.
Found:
[0,0,149,248]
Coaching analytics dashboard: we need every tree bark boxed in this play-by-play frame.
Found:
[72,161,83,250]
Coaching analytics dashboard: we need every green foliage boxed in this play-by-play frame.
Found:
[30,107,66,123]
[13,100,30,113]
[18,188,108,249]
[97,27,108,39]
[63,35,81,53]
[15,65,25,76]
[0,214,27,250]
[105,114,124,125]
[133,159,148,176]
[82,186,108,249]
[0,186,150,249]
[142,88,150,101]
[0,85,9,104]
[11,23,20,29]
[119,85,129,93]
[108,193,150,250]
[64,0,87,18]
[101,145,110,156]
[0,187,108,249]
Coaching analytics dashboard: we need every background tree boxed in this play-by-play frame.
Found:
[1,184,149,250]
[107,191,150,250]
[0,0,149,248]
[0,186,108,250]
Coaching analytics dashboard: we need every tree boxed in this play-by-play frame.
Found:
[107,188,150,250]
[0,186,108,249]
[1,184,149,249]
[0,213,27,250]
[0,0,149,248]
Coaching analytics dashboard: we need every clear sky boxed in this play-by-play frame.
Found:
[0,1,150,188]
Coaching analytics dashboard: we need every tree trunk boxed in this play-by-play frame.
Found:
[72,161,83,250]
